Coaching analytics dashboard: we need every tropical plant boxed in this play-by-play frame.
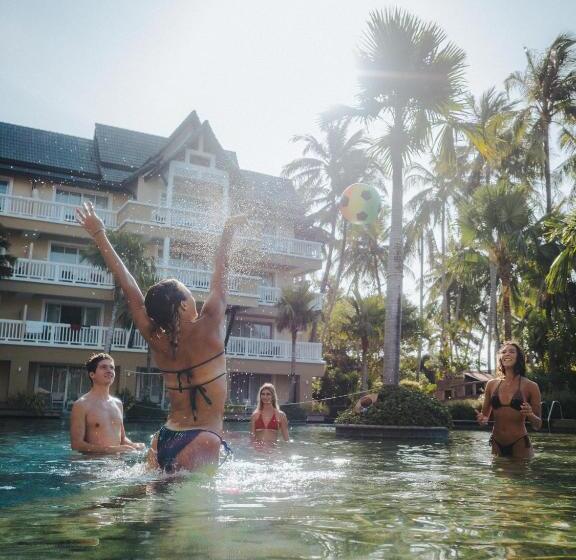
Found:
[344,291,386,390]
[327,8,466,384]
[82,231,156,353]
[506,34,576,214]
[282,121,381,296]
[276,282,320,402]
[546,207,576,293]
[459,180,532,341]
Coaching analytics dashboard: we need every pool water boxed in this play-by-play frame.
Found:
[0,419,575,559]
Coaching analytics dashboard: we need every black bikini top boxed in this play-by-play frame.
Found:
[160,350,226,420]
[490,376,524,411]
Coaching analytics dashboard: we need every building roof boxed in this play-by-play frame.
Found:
[0,121,100,177]
[94,123,166,169]
[0,117,299,212]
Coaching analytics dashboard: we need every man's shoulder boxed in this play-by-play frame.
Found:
[72,394,91,408]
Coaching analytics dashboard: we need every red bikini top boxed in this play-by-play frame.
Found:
[254,412,280,431]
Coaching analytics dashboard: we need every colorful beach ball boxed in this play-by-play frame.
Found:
[339,183,381,225]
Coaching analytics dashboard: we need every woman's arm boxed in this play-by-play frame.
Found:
[477,380,493,425]
[201,215,248,320]
[250,413,257,438]
[521,382,542,430]
[279,412,290,442]
[76,203,153,339]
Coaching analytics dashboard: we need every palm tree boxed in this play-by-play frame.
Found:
[0,224,16,279]
[345,292,386,390]
[546,207,576,293]
[331,9,466,384]
[82,231,156,353]
[506,34,576,214]
[282,121,380,296]
[342,217,389,295]
[459,181,532,341]
[276,282,319,403]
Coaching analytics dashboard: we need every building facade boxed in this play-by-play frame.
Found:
[0,112,325,412]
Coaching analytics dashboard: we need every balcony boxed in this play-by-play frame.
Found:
[261,235,322,260]
[1,194,322,263]
[0,194,116,227]
[227,337,323,363]
[11,258,114,288]
[258,286,323,310]
[171,161,229,188]
[0,320,323,363]
[156,265,260,299]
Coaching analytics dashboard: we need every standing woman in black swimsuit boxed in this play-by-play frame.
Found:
[76,202,246,472]
[477,342,542,458]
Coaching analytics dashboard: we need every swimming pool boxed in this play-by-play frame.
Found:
[1,419,575,559]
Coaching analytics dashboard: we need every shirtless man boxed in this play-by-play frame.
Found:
[70,353,145,453]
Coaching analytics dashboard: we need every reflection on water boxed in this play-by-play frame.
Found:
[0,420,575,559]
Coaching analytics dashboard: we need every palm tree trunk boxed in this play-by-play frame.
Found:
[323,220,348,329]
[361,342,369,391]
[382,144,404,385]
[290,329,298,403]
[104,297,119,354]
[320,213,338,294]
[441,202,449,356]
[417,233,424,381]
[543,117,552,214]
[488,260,498,373]
[501,265,512,341]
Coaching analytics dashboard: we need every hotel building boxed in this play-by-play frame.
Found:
[0,111,324,412]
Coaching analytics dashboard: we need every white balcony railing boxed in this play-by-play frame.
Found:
[258,286,323,310]
[226,336,323,363]
[150,206,222,233]
[0,194,322,262]
[0,194,116,227]
[171,161,229,188]
[261,235,322,260]
[156,266,260,299]
[11,259,114,288]
[0,320,323,362]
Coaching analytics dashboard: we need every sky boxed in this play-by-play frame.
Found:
[2,0,576,178]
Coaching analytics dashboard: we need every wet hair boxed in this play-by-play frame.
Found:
[85,353,113,385]
[256,383,280,412]
[144,279,189,357]
[496,341,526,377]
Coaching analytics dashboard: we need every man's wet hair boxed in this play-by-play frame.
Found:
[85,353,114,385]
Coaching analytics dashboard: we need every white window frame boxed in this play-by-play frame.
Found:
[48,241,89,264]
[41,298,105,327]
[0,176,13,195]
[185,148,215,169]
[52,185,111,209]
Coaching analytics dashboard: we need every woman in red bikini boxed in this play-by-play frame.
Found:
[250,383,289,442]
[477,341,542,458]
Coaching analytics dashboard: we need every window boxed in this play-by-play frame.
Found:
[49,245,86,265]
[44,303,101,326]
[0,179,9,212]
[136,370,165,404]
[55,189,108,211]
[229,373,272,405]
[261,273,275,287]
[231,321,272,339]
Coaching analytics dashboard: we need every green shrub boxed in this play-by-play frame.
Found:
[281,404,307,422]
[445,399,481,421]
[7,392,45,415]
[335,385,452,428]
[225,403,252,415]
[400,379,436,395]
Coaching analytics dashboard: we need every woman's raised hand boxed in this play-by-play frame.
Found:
[76,202,105,237]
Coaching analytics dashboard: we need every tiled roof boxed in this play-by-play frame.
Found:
[0,122,100,176]
[94,123,166,169]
